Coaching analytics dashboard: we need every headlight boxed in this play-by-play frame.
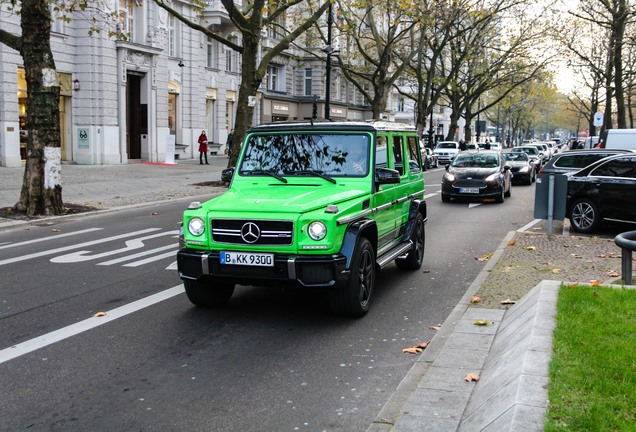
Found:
[485,173,499,183]
[187,217,205,236]
[443,172,456,182]
[519,166,529,173]
[308,221,327,241]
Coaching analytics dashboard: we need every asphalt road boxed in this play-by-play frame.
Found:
[0,167,537,432]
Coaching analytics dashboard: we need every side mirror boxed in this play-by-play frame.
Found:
[375,167,400,184]
[221,167,235,182]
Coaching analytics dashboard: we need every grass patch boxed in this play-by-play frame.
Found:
[545,285,636,431]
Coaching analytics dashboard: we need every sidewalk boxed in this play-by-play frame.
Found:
[0,157,229,213]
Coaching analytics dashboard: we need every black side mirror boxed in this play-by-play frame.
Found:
[221,167,235,182]
[375,167,400,184]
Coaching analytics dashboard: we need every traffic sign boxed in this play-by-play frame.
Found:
[593,111,603,127]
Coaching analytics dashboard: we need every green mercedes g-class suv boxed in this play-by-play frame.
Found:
[177,121,427,317]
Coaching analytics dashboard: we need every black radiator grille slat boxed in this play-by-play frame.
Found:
[211,219,294,245]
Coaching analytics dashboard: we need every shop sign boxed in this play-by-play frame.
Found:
[78,128,89,149]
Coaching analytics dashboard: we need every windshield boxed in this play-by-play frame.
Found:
[436,142,457,149]
[239,132,371,177]
[513,147,538,156]
[505,153,529,162]
[451,153,499,168]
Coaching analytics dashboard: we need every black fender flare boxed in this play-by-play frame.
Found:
[339,219,378,269]
[401,199,427,242]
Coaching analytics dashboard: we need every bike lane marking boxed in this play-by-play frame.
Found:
[0,228,103,251]
[0,228,160,266]
[0,285,183,364]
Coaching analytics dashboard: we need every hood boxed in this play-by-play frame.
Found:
[507,160,529,168]
[449,167,499,178]
[205,183,367,214]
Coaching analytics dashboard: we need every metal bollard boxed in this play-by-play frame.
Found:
[614,230,636,285]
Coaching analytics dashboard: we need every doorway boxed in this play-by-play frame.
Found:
[126,73,142,159]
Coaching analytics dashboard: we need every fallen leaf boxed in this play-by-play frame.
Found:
[533,227,542,231]
[551,268,561,274]
[422,269,431,273]
[589,280,601,286]
[470,296,481,303]
[94,312,107,317]
[571,254,583,259]
[500,299,516,305]
[598,254,607,258]
[52,228,61,232]
[477,252,493,262]
[607,271,619,277]
[593,291,599,297]
[507,240,516,246]
[523,246,536,251]
[402,340,431,355]
[429,324,442,331]
[473,320,489,326]
[465,372,480,382]
[564,283,578,289]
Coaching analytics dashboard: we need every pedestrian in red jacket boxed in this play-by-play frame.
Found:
[198,130,209,164]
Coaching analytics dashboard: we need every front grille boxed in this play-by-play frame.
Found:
[212,219,294,245]
[454,179,486,188]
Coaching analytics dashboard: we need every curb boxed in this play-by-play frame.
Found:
[367,230,517,431]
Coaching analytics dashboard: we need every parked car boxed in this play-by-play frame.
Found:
[433,141,460,165]
[177,120,427,317]
[539,149,636,175]
[423,147,439,169]
[527,143,550,162]
[441,150,512,203]
[477,142,502,151]
[566,153,636,233]
[504,152,535,185]
[510,146,543,171]
[465,142,480,151]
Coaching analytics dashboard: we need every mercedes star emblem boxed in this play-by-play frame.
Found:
[241,222,261,243]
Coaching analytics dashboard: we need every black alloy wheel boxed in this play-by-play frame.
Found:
[396,213,425,270]
[184,277,235,307]
[570,198,601,233]
[329,237,375,317]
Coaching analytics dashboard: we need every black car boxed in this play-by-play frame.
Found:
[539,149,635,175]
[504,152,536,185]
[423,147,439,170]
[510,146,543,171]
[441,150,512,203]
[566,153,636,233]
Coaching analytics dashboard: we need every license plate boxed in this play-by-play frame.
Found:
[459,187,479,194]
[220,251,274,267]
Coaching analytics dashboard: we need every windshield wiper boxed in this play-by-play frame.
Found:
[246,169,288,183]
[286,170,337,184]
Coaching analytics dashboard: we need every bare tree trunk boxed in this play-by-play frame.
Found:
[14,0,63,216]
[612,0,628,128]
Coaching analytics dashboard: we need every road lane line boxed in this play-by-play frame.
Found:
[0,228,103,251]
[0,285,184,364]
[97,244,177,266]
[424,192,439,199]
[123,250,177,267]
[518,219,542,232]
[0,228,160,266]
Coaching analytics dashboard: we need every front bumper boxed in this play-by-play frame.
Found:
[177,248,349,288]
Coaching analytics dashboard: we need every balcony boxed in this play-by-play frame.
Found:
[203,0,240,26]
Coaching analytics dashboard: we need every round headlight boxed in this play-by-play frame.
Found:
[188,217,205,236]
[443,172,456,182]
[308,221,327,241]
[485,173,498,183]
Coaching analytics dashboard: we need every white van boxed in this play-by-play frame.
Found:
[600,129,636,149]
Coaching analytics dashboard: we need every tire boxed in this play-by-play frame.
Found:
[526,172,533,185]
[569,198,601,233]
[495,186,505,203]
[434,159,439,168]
[504,182,511,197]
[395,213,425,270]
[329,237,375,317]
[184,277,235,307]
[441,193,451,203]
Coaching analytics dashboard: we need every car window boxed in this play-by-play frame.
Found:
[505,153,528,162]
[452,153,499,168]
[407,135,421,173]
[393,135,404,175]
[436,142,457,149]
[591,157,636,178]
[376,136,388,169]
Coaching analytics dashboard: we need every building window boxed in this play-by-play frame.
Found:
[168,12,180,57]
[50,3,66,34]
[118,0,134,40]
[335,75,341,100]
[304,68,312,96]
[397,98,405,112]
[226,36,240,72]
[207,37,218,68]
[267,13,285,40]
[267,64,286,92]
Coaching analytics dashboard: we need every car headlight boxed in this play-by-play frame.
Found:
[187,217,205,236]
[485,173,499,183]
[519,166,529,173]
[308,221,327,241]
[443,172,456,182]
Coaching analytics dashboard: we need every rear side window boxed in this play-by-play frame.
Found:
[591,157,636,178]
[376,136,387,169]
[407,135,421,173]
[393,135,404,175]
